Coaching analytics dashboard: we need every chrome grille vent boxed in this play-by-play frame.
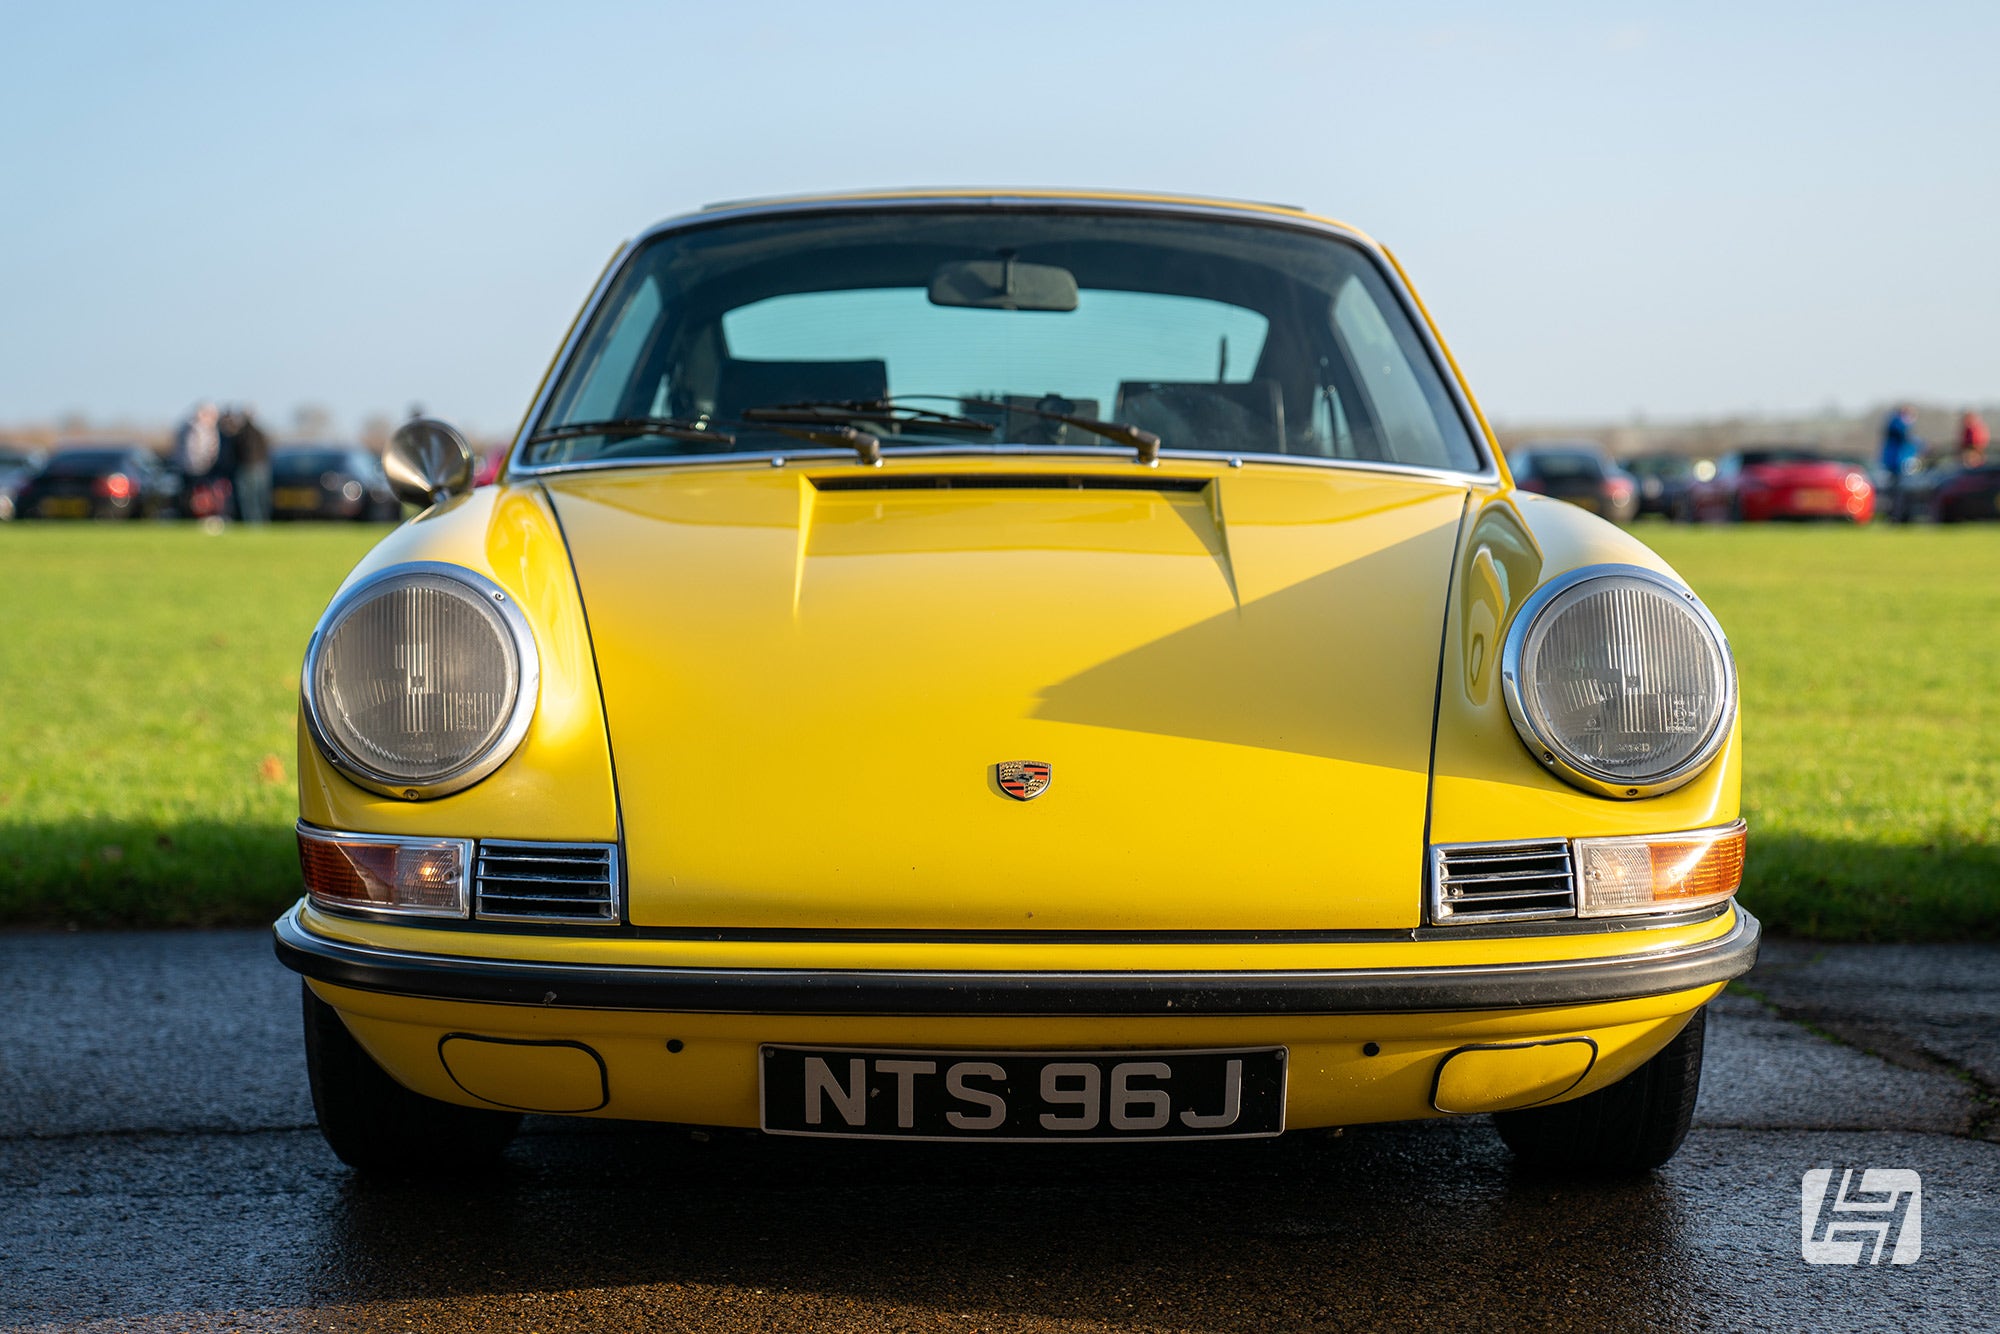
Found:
[474,840,619,923]
[1430,840,1576,924]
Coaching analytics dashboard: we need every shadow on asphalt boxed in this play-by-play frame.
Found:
[291,1117,1698,1329]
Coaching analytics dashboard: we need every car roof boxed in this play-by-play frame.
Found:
[44,447,142,469]
[644,188,1379,251]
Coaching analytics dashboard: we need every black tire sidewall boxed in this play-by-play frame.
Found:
[1492,1006,1707,1177]
[302,980,521,1175]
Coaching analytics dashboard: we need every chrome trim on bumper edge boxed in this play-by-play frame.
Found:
[273,903,1759,1016]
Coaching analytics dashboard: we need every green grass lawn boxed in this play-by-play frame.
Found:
[2,519,1996,938]
[0,524,382,925]
[1641,522,2000,940]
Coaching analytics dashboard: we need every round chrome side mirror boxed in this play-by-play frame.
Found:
[384,419,475,508]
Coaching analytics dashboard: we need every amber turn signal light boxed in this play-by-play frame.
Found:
[297,822,471,918]
[1572,820,1746,918]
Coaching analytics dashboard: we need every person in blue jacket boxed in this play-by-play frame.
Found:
[1879,404,1923,505]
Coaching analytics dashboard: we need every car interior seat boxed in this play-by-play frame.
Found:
[712,359,890,424]
[1114,380,1287,456]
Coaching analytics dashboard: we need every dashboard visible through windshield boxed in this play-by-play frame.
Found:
[522,207,1485,473]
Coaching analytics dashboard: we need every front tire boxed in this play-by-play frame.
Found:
[302,981,521,1175]
[1493,1006,1705,1177]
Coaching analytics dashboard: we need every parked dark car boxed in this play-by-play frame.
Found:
[271,445,401,522]
[1676,446,1874,524]
[1623,453,1705,518]
[1891,461,2000,523]
[0,444,47,521]
[1506,443,1638,523]
[14,446,181,520]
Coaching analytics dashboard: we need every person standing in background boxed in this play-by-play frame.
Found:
[225,406,272,523]
[1879,404,1922,508]
[1957,410,1989,468]
[172,401,220,481]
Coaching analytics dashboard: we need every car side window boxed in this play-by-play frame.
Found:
[1310,379,1356,458]
[548,274,663,425]
[1327,276,1474,470]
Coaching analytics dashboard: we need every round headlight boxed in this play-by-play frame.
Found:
[1500,565,1734,798]
[303,562,539,798]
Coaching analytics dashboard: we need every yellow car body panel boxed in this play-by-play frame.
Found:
[295,484,618,842]
[546,458,1467,930]
[1428,490,1742,845]
[317,974,1716,1129]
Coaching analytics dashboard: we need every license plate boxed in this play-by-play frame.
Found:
[39,497,88,518]
[759,1045,1286,1142]
[275,487,320,510]
[1796,489,1840,511]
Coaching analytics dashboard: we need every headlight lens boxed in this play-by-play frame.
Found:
[303,563,538,797]
[1503,566,1734,797]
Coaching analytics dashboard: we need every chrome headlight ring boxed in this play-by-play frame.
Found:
[301,561,540,800]
[1499,563,1736,800]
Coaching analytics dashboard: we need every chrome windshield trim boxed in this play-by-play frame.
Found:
[506,194,1500,485]
[508,444,1492,488]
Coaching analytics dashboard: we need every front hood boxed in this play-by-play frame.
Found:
[546,461,1469,930]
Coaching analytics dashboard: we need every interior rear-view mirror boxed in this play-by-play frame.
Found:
[929,257,1079,312]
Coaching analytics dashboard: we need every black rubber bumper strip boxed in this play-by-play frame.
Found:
[273,905,1759,1017]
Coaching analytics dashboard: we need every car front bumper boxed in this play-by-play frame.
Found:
[276,902,1757,1015]
[275,902,1758,1131]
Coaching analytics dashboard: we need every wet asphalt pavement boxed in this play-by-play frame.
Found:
[2,931,1996,1333]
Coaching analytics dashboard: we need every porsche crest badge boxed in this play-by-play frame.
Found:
[995,761,1052,801]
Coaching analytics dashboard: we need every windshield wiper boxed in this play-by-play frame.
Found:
[755,395,1163,465]
[751,420,884,466]
[946,397,1163,466]
[525,416,735,447]
[740,400,998,435]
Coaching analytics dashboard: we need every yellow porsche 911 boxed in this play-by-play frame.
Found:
[274,189,1754,1177]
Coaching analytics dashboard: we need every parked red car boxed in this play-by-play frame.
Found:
[1675,446,1874,524]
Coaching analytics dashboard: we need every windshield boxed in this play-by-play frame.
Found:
[525,208,1483,472]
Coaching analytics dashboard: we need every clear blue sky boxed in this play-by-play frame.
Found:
[5,1,1996,437]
